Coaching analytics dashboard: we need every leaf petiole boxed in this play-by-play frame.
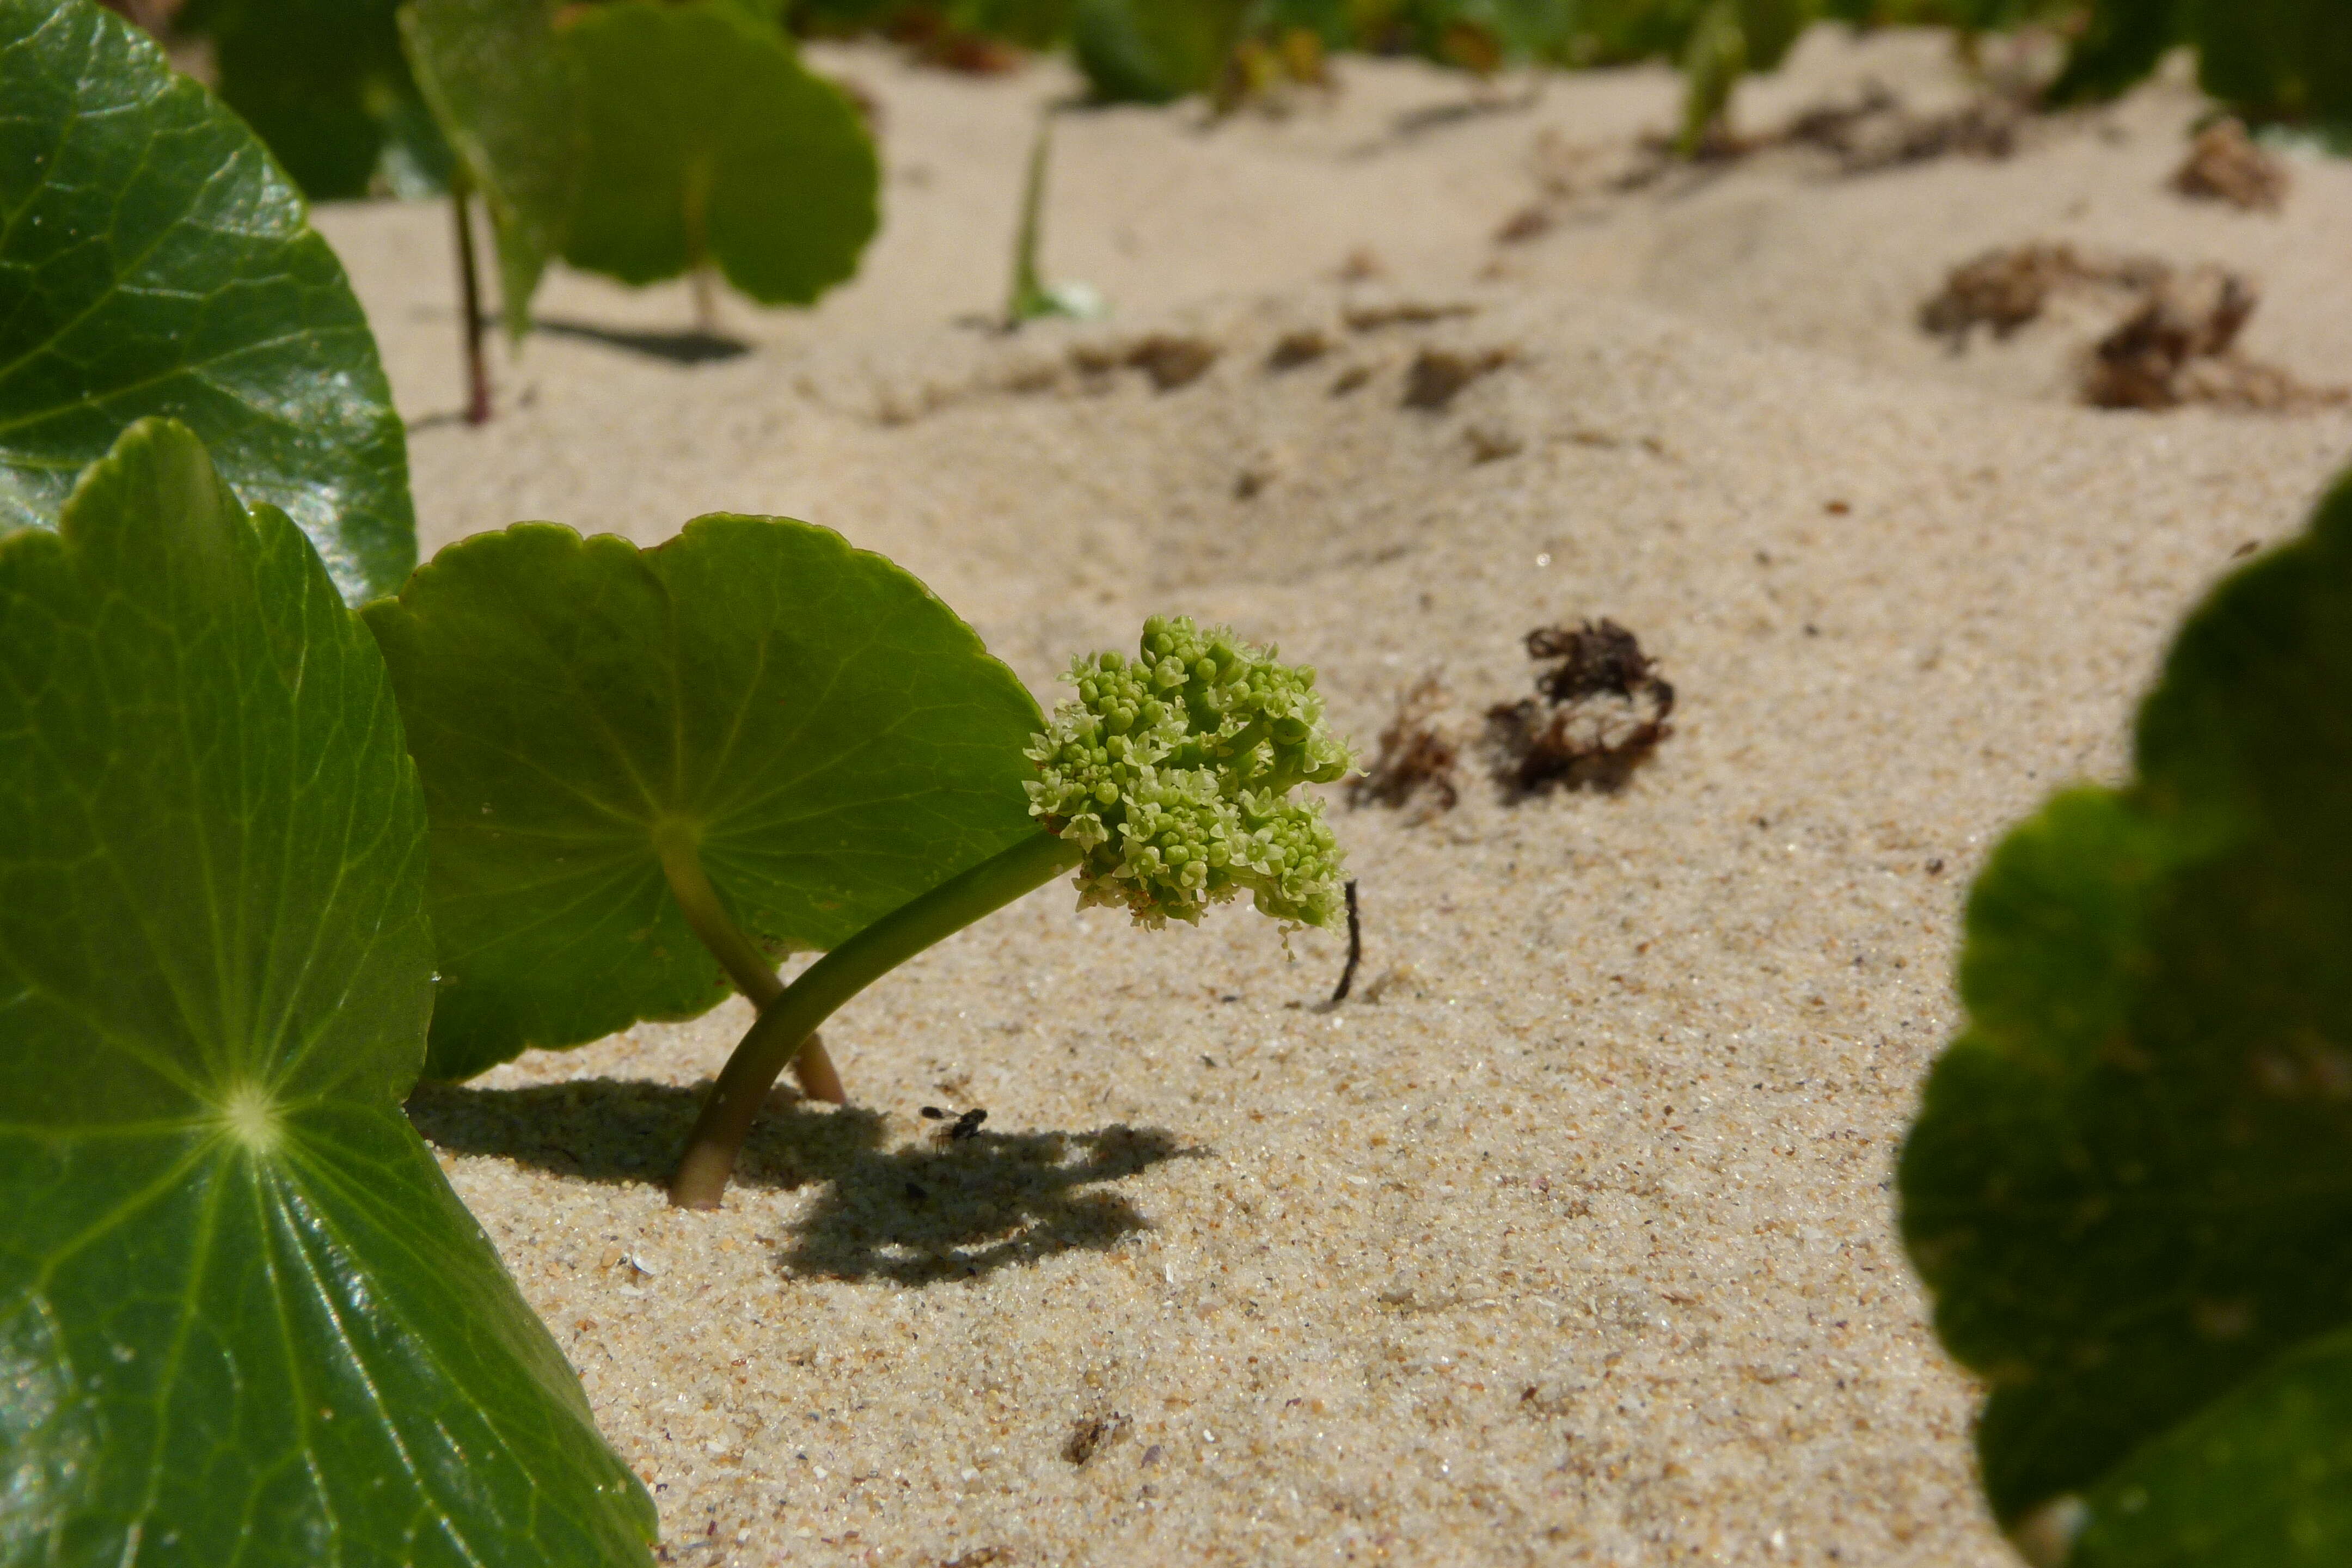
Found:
[450,164,492,425]
[669,830,1081,1208]
[652,817,845,1105]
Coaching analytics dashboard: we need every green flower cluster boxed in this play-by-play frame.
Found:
[1026,616,1354,929]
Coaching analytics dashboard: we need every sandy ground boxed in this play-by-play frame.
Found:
[317,26,2352,1566]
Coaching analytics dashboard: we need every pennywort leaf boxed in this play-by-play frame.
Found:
[400,0,585,341]
[2049,0,2352,125]
[0,419,656,1565]
[181,0,451,200]
[558,0,879,307]
[361,517,1044,1081]
[1073,0,1249,105]
[0,0,418,605]
[1900,469,2352,1565]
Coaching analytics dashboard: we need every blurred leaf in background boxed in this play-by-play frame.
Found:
[2045,0,2183,105]
[180,0,451,198]
[2049,0,2352,127]
[2191,0,2352,128]
[400,0,584,339]
[1901,469,2352,1566]
[559,0,880,307]
[1074,0,1250,101]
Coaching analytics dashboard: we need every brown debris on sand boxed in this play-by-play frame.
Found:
[1347,672,1460,817]
[1063,1412,1131,1465]
[1267,328,1333,370]
[1920,243,2343,410]
[1494,204,1553,244]
[1125,335,1221,390]
[1780,81,2027,174]
[2171,119,2288,212]
[1344,301,1479,332]
[1610,82,2031,193]
[1485,620,1675,796]
[1070,334,1222,391]
[2082,269,2345,411]
[1918,243,2165,347]
[1402,346,1512,410]
[2079,266,2256,408]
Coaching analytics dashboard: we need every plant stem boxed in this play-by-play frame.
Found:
[1329,878,1361,1003]
[692,265,719,338]
[668,831,1081,1209]
[1004,109,1054,327]
[653,820,844,1105]
[683,157,719,337]
[451,169,491,425]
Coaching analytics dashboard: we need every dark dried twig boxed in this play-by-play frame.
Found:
[1330,880,1362,1004]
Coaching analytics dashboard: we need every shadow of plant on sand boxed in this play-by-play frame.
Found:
[405,1079,1202,1285]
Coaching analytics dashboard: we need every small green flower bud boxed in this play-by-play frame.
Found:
[1027,615,1356,929]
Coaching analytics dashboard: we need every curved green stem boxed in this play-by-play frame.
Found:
[654,819,844,1105]
[655,820,781,1004]
[669,831,1082,1209]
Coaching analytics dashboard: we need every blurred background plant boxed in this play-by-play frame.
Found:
[101,0,2345,415]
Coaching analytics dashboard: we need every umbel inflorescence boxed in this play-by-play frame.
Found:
[1026,615,1354,929]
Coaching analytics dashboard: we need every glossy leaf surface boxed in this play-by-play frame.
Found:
[401,0,584,340]
[0,420,656,1565]
[362,517,1044,1080]
[1900,470,2352,1563]
[559,0,878,307]
[0,0,416,604]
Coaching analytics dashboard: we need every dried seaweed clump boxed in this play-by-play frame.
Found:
[1918,243,2164,348]
[1485,620,1674,795]
[2079,266,2254,409]
[2171,119,2288,212]
[1920,244,2344,412]
[2080,267,2345,412]
[1346,672,1460,816]
[1781,82,2025,174]
[1610,83,2028,192]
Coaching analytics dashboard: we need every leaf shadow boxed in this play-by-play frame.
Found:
[531,318,751,365]
[404,1079,1203,1287]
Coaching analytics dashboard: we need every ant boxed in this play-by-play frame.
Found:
[920,1105,987,1142]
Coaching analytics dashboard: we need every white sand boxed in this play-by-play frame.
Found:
[323,27,2352,1565]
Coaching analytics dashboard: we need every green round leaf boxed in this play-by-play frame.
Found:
[400,0,585,341]
[2190,0,2352,130]
[1900,469,2352,1557]
[2047,0,2186,106]
[362,516,1045,1080]
[1074,0,1245,103]
[0,0,418,605]
[558,0,878,307]
[2064,1323,2352,1566]
[0,420,655,1565]
[183,0,451,200]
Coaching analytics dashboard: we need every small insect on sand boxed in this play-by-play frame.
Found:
[921,1106,988,1142]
